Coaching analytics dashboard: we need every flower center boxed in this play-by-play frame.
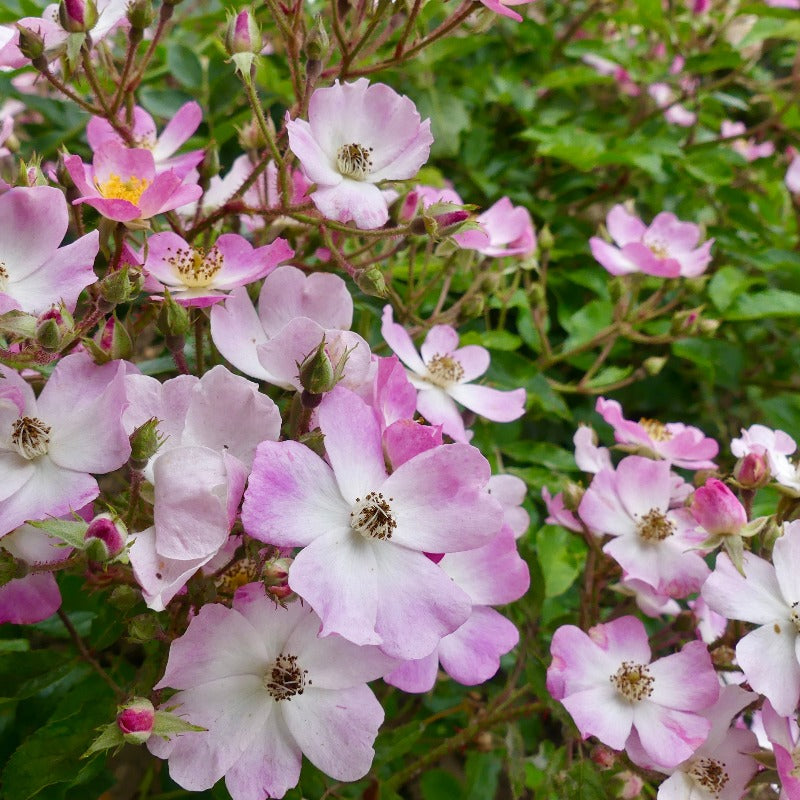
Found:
[688,757,729,797]
[11,416,51,459]
[0,262,8,292]
[336,143,373,180]
[166,245,224,288]
[350,491,396,540]
[636,508,675,542]
[425,354,465,389]
[645,237,669,260]
[638,417,672,442]
[215,556,261,596]
[132,133,157,150]
[610,661,654,702]
[263,653,309,701]
[95,173,151,205]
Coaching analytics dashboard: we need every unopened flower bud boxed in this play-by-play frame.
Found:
[156,289,191,337]
[198,141,221,186]
[225,8,260,55]
[35,305,74,351]
[562,481,585,511]
[129,417,163,469]
[58,0,98,33]
[304,14,329,61]
[355,266,387,297]
[538,225,554,251]
[126,0,154,30]
[698,317,720,335]
[264,556,292,599]
[615,771,644,800]
[298,338,335,396]
[458,294,485,322]
[734,452,770,489]
[590,744,617,769]
[237,119,266,151]
[116,698,155,744]
[100,266,143,306]
[16,25,46,66]
[127,614,162,643]
[85,315,133,363]
[84,513,128,561]
[691,479,747,536]
[643,355,667,376]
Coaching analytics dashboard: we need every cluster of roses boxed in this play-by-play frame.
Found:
[544,401,800,799]
[0,12,539,792]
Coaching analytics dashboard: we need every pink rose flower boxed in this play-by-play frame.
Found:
[65,141,202,222]
[455,196,537,258]
[590,204,713,278]
[148,584,394,800]
[547,616,719,769]
[287,79,433,229]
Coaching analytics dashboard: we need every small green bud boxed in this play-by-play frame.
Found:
[355,266,387,297]
[127,614,162,644]
[100,266,142,305]
[458,294,485,322]
[129,417,164,469]
[643,355,667,376]
[156,289,191,337]
[304,15,329,61]
[297,338,335,396]
[538,225,554,251]
[35,305,74,351]
[108,585,139,611]
[126,0,155,30]
[85,315,133,363]
[16,25,46,65]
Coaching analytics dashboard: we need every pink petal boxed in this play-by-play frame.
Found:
[620,242,682,278]
[0,186,68,278]
[606,204,646,246]
[448,383,526,423]
[589,237,639,275]
[318,388,387,503]
[283,685,383,781]
[289,531,382,647]
[372,543,472,658]
[242,440,350,547]
[311,180,389,229]
[152,101,202,162]
[614,456,671,518]
[209,287,272,381]
[438,606,519,685]
[562,684,635,749]
[632,703,711,769]
[384,443,500,552]
[211,235,292,290]
[381,305,426,375]
[452,345,490,382]
[0,573,61,624]
[286,118,343,185]
[648,641,719,711]
[258,266,354,335]
[416,387,468,441]
[420,324,459,363]
[384,650,439,693]
[773,521,800,607]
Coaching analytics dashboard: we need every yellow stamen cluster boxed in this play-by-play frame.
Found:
[95,173,150,205]
[636,508,675,542]
[426,354,465,389]
[164,245,224,288]
[610,661,654,702]
[639,417,672,442]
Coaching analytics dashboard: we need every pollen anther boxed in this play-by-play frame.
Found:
[336,143,373,180]
[95,173,151,205]
[263,653,309,701]
[350,491,397,540]
[610,661,654,702]
[688,757,729,797]
[425,353,465,389]
[636,508,675,542]
[11,416,51,459]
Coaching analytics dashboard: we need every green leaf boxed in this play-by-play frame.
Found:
[166,43,204,90]
[460,329,521,350]
[725,289,800,320]
[464,751,502,800]
[535,526,587,598]
[520,127,606,171]
[500,441,575,470]
[671,338,743,388]
[2,676,115,799]
[417,90,470,159]
[28,519,87,550]
[708,266,755,311]
[152,710,206,735]
[420,769,463,800]
[81,723,123,758]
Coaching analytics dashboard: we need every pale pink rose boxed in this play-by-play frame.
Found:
[287,79,433,229]
[547,615,719,769]
[721,119,775,162]
[241,387,503,659]
[210,265,366,390]
[0,186,98,315]
[0,355,130,537]
[579,456,710,596]
[590,205,713,278]
[761,700,800,799]
[148,584,394,800]
[703,520,800,716]
[596,397,718,469]
[648,82,697,127]
[382,305,526,442]
[142,231,292,307]
[455,196,537,258]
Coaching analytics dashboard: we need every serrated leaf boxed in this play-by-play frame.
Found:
[725,289,800,320]
[81,722,124,758]
[152,710,206,735]
[28,518,88,549]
